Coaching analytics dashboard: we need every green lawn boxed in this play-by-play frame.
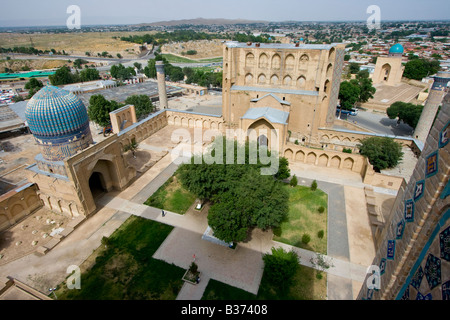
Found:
[144,175,196,214]
[162,53,222,64]
[273,184,328,254]
[202,264,327,300]
[55,216,185,300]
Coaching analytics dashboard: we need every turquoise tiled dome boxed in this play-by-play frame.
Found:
[25,85,89,138]
[389,43,404,54]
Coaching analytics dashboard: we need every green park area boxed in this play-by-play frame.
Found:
[55,216,185,300]
[274,184,328,254]
[144,174,196,215]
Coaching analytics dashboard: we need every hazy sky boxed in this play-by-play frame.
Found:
[0,0,449,27]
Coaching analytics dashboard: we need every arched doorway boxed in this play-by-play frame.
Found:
[381,63,391,82]
[89,171,107,199]
[247,118,277,151]
[258,134,268,147]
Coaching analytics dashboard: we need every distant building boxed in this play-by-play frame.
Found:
[372,43,405,86]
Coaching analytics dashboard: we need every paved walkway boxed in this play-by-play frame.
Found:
[98,193,369,299]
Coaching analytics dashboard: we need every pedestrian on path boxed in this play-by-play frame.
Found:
[193,254,196,262]
[162,210,165,217]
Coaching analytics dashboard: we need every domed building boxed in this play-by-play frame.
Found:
[25,85,93,164]
[25,85,136,218]
[372,43,405,86]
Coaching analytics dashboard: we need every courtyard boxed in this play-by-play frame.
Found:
[0,125,381,300]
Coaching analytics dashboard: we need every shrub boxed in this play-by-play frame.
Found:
[262,247,299,292]
[189,262,198,274]
[342,148,352,153]
[301,233,311,245]
[316,272,323,280]
[317,230,324,239]
[294,140,299,145]
[318,206,325,213]
[311,180,318,191]
[290,175,298,187]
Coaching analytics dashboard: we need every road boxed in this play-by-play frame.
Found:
[337,110,414,137]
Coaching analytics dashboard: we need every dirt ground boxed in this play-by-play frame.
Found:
[0,207,70,265]
[162,39,224,59]
[0,31,153,59]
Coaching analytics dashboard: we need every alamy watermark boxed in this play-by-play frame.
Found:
[66,265,81,289]
[367,5,381,30]
[66,5,81,30]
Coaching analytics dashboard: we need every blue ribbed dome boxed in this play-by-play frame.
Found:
[389,43,404,54]
[25,85,89,138]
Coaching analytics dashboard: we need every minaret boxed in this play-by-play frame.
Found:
[156,61,168,109]
[414,71,450,144]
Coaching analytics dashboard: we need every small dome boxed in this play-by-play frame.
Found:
[25,85,90,138]
[389,43,404,54]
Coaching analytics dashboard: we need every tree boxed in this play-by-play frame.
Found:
[87,94,122,127]
[262,247,299,293]
[124,94,154,119]
[49,66,80,85]
[80,68,100,82]
[403,58,440,80]
[178,138,289,243]
[344,54,351,61]
[24,78,43,90]
[358,137,404,171]
[289,175,298,187]
[311,180,318,191]
[338,80,361,110]
[143,59,156,79]
[350,70,376,103]
[274,157,290,180]
[386,101,423,129]
[110,64,136,80]
[349,62,360,74]
[73,58,88,69]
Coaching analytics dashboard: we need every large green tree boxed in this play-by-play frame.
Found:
[403,58,440,80]
[338,80,361,110]
[87,94,123,127]
[124,94,154,119]
[351,70,376,103]
[49,66,80,85]
[386,101,423,129]
[358,137,404,171]
[177,138,289,243]
[80,68,100,82]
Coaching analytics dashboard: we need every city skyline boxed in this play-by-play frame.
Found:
[0,0,449,28]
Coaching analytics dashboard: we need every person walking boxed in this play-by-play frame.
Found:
[162,210,165,217]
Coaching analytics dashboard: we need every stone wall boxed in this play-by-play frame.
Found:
[357,93,449,300]
[0,183,41,232]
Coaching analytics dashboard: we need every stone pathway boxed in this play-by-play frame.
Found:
[99,194,369,299]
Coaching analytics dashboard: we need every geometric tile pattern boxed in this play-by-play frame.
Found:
[425,151,439,179]
[416,291,432,300]
[396,219,406,240]
[424,254,441,290]
[413,180,425,202]
[387,240,396,260]
[410,266,424,290]
[442,280,450,300]
[438,120,449,149]
[440,225,450,261]
[404,199,415,223]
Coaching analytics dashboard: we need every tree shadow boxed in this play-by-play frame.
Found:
[379,118,414,136]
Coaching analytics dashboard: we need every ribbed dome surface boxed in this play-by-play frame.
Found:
[25,85,89,138]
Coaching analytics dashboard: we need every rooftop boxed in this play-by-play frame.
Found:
[225,41,336,51]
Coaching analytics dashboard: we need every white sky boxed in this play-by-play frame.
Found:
[0,0,449,27]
